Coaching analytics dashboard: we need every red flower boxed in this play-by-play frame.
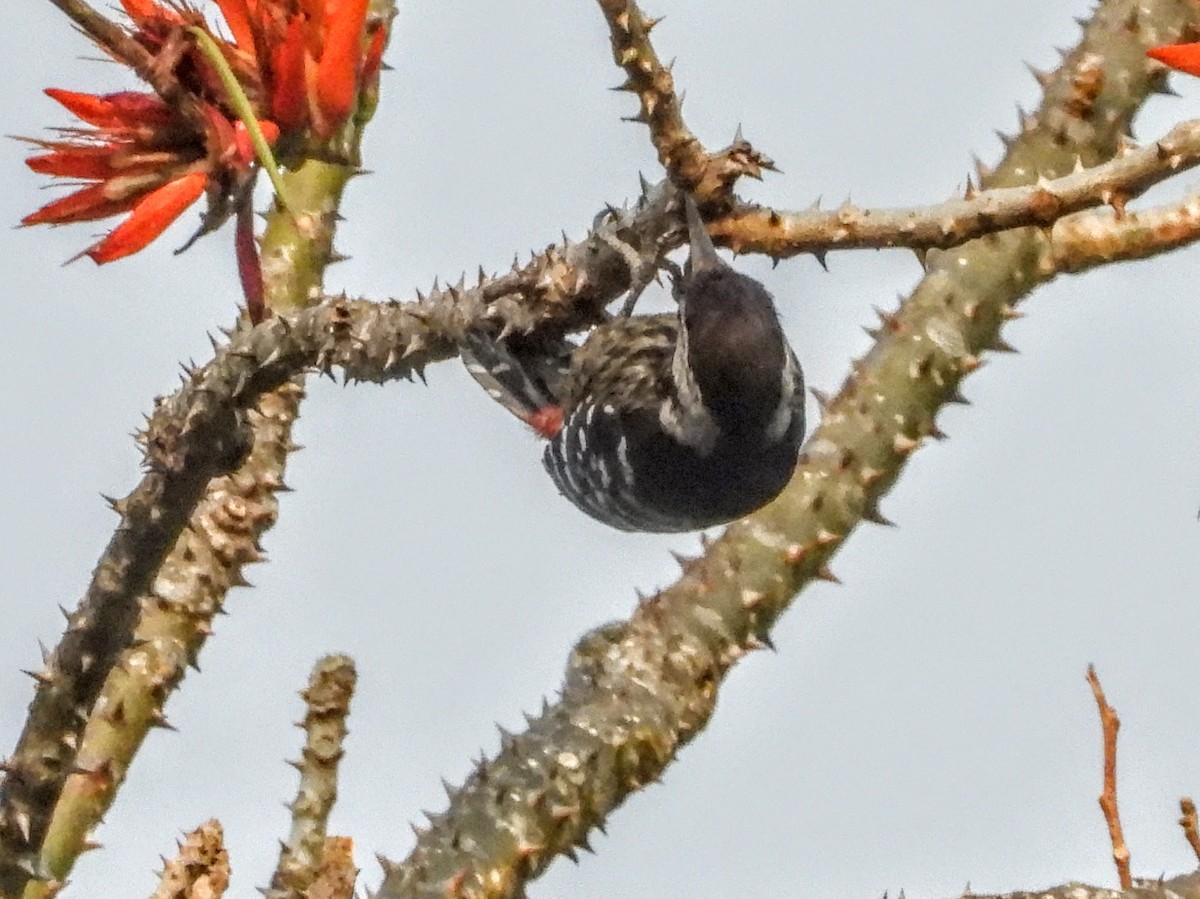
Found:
[22,88,250,263]
[209,0,382,138]
[22,0,386,268]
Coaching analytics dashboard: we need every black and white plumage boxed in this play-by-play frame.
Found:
[462,196,805,532]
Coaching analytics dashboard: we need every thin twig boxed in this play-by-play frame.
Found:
[1180,798,1200,864]
[596,0,776,201]
[1086,665,1133,890]
[595,0,705,189]
[266,655,357,899]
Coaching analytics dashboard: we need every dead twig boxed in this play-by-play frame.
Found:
[1180,798,1200,865]
[1086,665,1132,890]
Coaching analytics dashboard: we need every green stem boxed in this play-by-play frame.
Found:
[186,26,292,209]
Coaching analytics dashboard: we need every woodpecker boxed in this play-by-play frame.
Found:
[462,196,805,532]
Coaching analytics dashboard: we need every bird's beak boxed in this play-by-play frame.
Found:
[684,195,723,273]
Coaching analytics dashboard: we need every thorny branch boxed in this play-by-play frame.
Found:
[5,29,1199,799]
[596,0,779,200]
[148,820,229,899]
[0,178,684,897]
[1087,666,1133,891]
[266,655,357,899]
[714,119,1200,260]
[1051,189,1200,269]
[25,382,303,899]
[0,382,253,892]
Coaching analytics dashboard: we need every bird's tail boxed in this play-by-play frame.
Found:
[459,329,575,437]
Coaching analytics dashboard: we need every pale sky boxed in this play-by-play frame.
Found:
[2,2,1199,897]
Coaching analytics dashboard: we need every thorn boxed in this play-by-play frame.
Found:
[1024,61,1051,87]
[759,631,778,652]
[1017,105,1037,133]
[945,386,970,405]
[861,502,895,527]
[814,565,840,584]
[670,550,697,571]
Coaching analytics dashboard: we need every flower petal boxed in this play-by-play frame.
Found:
[85,171,208,263]
[22,184,140,226]
[215,0,259,58]
[26,147,121,179]
[270,17,310,132]
[361,23,387,88]
[45,88,173,130]
[315,0,370,131]
[1147,43,1200,77]
[120,0,167,20]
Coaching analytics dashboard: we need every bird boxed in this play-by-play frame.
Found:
[461,195,805,532]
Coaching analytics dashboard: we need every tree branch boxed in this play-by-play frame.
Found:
[0,384,254,893]
[266,655,357,899]
[1087,666,1132,890]
[712,119,1200,260]
[148,820,229,899]
[23,381,303,898]
[596,0,777,201]
[1050,189,1200,269]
